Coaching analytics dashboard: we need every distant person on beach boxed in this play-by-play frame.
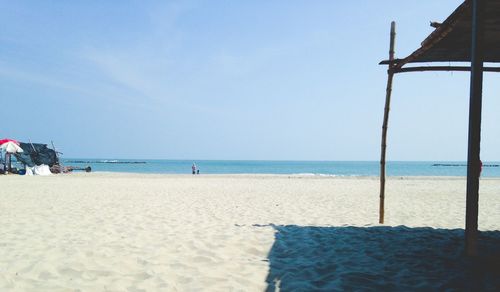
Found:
[197,169,200,175]
[192,163,196,175]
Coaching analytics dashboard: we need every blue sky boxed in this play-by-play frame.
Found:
[1,0,498,160]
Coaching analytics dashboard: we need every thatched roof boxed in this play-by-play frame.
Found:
[381,0,500,68]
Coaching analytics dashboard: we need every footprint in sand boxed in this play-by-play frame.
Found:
[57,267,83,278]
[38,271,56,280]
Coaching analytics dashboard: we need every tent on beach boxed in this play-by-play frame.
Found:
[378,0,500,255]
[14,142,58,167]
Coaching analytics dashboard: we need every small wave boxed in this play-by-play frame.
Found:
[291,173,340,177]
[317,173,339,177]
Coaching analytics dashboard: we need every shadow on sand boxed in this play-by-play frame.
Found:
[263,225,500,291]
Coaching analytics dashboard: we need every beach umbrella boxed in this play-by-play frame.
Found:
[0,141,24,153]
[0,138,20,145]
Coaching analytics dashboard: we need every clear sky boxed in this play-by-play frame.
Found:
[1,0,498,160]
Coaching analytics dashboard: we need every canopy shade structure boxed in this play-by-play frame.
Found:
[378,0,499,256]
[0,141,23,153]
[380,0,500,71]
[0,139,20,146]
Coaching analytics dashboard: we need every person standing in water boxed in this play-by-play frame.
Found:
[192,163,197,175]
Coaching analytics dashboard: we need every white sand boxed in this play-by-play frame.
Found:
[0,174,499,291]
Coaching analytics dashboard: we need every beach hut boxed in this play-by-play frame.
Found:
[378,0,500,256]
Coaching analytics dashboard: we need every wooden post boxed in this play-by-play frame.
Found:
[379,21,396,224]
[5,153,12,173]
[51,140,61,165]
[465,0,484,256]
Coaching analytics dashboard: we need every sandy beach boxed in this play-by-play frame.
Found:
[1,174,499,291]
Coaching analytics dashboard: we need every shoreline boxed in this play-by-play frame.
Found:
[23,171,500,180]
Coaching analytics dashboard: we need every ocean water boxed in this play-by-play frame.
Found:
[61,159,500,177]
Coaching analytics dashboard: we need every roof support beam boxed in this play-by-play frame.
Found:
[465,0,485,257]
[392,66,500,73]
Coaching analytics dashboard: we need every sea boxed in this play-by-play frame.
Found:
[60,159,500,177]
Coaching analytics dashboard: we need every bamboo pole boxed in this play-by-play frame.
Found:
[465,0,484,257]
[379,21,396,224]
